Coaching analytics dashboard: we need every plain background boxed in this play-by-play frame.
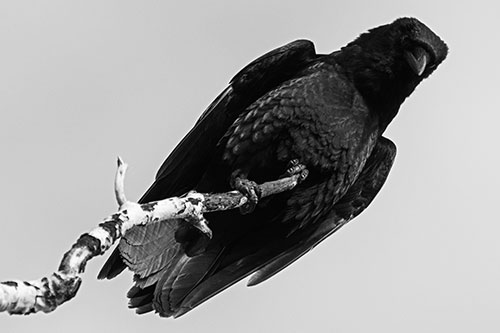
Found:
[1,1,498,332]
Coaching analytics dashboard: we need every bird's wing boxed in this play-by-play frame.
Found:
[145,39,317,201]
[247,136,396,286]
[142,136,396,317]
[98,39,319,280]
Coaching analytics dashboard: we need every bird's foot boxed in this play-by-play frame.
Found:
[230,170,261,215]
[282,159,309,184]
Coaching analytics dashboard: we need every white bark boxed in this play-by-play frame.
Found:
[0,157,302,315]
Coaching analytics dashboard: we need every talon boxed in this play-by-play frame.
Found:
[230,170,261,214]
[286,163,306,177]
[281,159,309,184]
[299,168,309,182]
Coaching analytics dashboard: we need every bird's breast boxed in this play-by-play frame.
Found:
[214,64,380,230]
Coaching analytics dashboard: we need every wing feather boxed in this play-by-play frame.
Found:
[248,137,396,286]
[170,137,396,317]
[98,40,319,282]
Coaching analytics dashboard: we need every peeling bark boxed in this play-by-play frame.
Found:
[0,157,302,315]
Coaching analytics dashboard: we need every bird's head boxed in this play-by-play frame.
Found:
[354,17,448,77]
[334,17,448,128]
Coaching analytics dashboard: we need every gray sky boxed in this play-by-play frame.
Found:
[1,1,499,332]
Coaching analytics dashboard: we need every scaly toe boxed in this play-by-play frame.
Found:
[231,176,261,215]
[280,159,309,184]
[286,163,307,177]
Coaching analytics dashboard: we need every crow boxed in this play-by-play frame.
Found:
[98,17,447,317]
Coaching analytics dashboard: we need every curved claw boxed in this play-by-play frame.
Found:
[237,178,261,214]
[230,171,261,214]
[298,168,309,183]
[282,159,309,184]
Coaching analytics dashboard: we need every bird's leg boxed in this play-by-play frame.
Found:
[230,169,261,215]
[281,159,309,183]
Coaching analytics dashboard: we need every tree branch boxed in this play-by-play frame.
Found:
[0,158,303,315]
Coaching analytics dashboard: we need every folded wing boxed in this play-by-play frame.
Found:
[98,40,319,282]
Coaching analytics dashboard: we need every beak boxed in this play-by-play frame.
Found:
[405,47,430,76]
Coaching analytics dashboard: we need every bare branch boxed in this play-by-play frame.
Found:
[114,156,128,206]
[0,159,303,315]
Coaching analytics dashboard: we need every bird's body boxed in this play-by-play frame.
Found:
[99,18,447,317]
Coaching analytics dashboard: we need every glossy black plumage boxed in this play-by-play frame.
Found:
[98,17,447,317]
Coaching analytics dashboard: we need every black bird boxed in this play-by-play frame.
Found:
[98,17,447,317]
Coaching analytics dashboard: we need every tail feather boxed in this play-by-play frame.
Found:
[154,247,224,317]
[135,303,154,315]
[128,284,156,314]
[127,284,155,298]
[174,253,267,317]
[126,225,312,317]
[128,293,154,308]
